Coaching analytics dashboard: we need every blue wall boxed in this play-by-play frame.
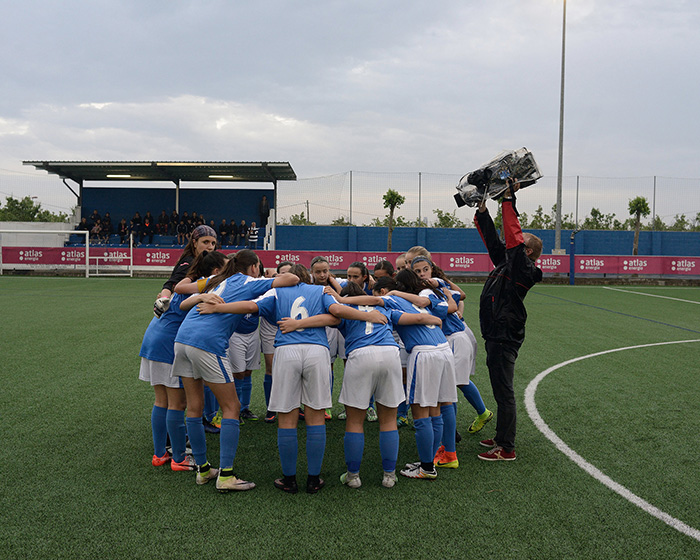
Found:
[277,225,700,256]
[81,187,273,226]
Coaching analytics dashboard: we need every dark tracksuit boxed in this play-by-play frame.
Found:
[474,200,542,452]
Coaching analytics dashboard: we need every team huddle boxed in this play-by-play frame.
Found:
[138,183,543,494]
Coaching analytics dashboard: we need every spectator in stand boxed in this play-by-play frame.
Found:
[247,222,259,249]
[176,219,188,245]
[157,210,170,235]
[89,209,101,228]
[77,217,90,231]
[192,211,199,226]
[229,220,238,245]
[118,218,129,244]
[219,219,230,245]
[209,219,216,231]
[186,216,195,236]
[145,211,155,227]
[259,195,270,228]
[169,210,179,235]
[181,211,189,224]
[141,217,155,245]
[238,220,249,247]
[102,212,113,238]
[132,212,143,239]
[90,218,103,244]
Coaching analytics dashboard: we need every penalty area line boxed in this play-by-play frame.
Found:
[524,339,700,543]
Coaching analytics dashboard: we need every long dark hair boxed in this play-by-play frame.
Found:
[289,263,311,284]
[175,225,219,266]
[347,261,369,284]
[373,260,395,277]
[187,250,227,280]
[373,276,398,293]
[340,282,365,297]
[205,249,259,292]
[395,268,444,299]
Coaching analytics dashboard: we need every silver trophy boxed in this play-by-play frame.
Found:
[454,147,542,207]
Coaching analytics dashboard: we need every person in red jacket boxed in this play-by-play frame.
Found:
[473,180,542,461]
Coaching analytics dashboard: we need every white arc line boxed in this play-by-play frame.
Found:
[524,339,700,542]
[603,286,700,305]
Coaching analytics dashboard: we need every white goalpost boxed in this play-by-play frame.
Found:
[0,229,134,277]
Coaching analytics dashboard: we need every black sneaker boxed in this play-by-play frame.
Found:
[264,410,277,423]
[240,409,258,421]
[306,475,325,494]
[274,476,299,494]
[455,429,462,444]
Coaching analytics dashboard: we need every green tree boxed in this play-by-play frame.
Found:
[280,212,316,226]
[669,214,690,231]
[0,196,69,222]
[330,216,352,226]
[644,215,667,231]
[528,205,552,229]
[628,196,650,255]
[382,189,405,251]
[432,208,466,228]
[581,207,617,230]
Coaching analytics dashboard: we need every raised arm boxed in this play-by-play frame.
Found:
[197,299,259,315]
[328,303,388,324]
[277,313,341,333]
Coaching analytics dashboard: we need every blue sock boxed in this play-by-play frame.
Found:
[441,405,457,453]
[306,424,326,477]
[203,386,218,422]
[234,378,243,405]
[379,430,399,472]
[263,374,272,408]
[185,416,207,465]
[151,405,168,457]
[166,409,187,462]
[277,428,298,477]
[219,418,240,469]
[240,376,252,410]
[414,417,434,464]
[398,387,408,417]
[431,415,444,457]
[460,381,486,415]
[343,431,364,473]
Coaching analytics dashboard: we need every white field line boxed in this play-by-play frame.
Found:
[524,340,700,542]
[603,286,700,305]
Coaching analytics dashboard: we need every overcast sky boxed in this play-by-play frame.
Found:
[1,0,699,219]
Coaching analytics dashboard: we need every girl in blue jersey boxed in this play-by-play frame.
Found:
[340,273,458,480]
[172,250,299,492]
[411,257,493,466]
[139,250,226,470]
[259,261,293,423]
[197,264,387,494]
[282,280,442,489]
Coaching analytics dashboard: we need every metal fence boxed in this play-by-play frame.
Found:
[2,168,699,230]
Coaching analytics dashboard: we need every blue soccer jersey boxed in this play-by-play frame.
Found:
[175,273,274,356]
[336,305,398,355]
[381,295,447,352]
[235,312,260,335]
[255,283,337,348]
[139,292,190,364]
[433,279,466,336]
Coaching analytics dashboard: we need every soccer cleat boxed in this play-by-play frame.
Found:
[196,465,220,485]
[306,476,325,494]
[210,410,222,429]
[337,410,347,420]
[366,406,378,422]
[324,409,332,421]
[152,452,171,466]
[216,474,256,492]
[468,409,494,434]
[382,471,398,488]
[264,410,277,423]
[240,409,258,421]
[455,429,462,443]
[399,464,437,479]
[203,417,220,434]
[478,446,516,461]
[340,471,362,489]
[404,461,421,469]
[298,408,305,421]
[274,477,299,494]
[479,438,498,448]
[435,450,459,469]
[396,415,409,428]
[171,455,196,471]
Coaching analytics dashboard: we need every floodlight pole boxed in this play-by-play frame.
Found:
[555,0,567,252]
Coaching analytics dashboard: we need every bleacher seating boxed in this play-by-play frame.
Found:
[65,231,266,249]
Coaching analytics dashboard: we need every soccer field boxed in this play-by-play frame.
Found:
[1,277,699,560]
